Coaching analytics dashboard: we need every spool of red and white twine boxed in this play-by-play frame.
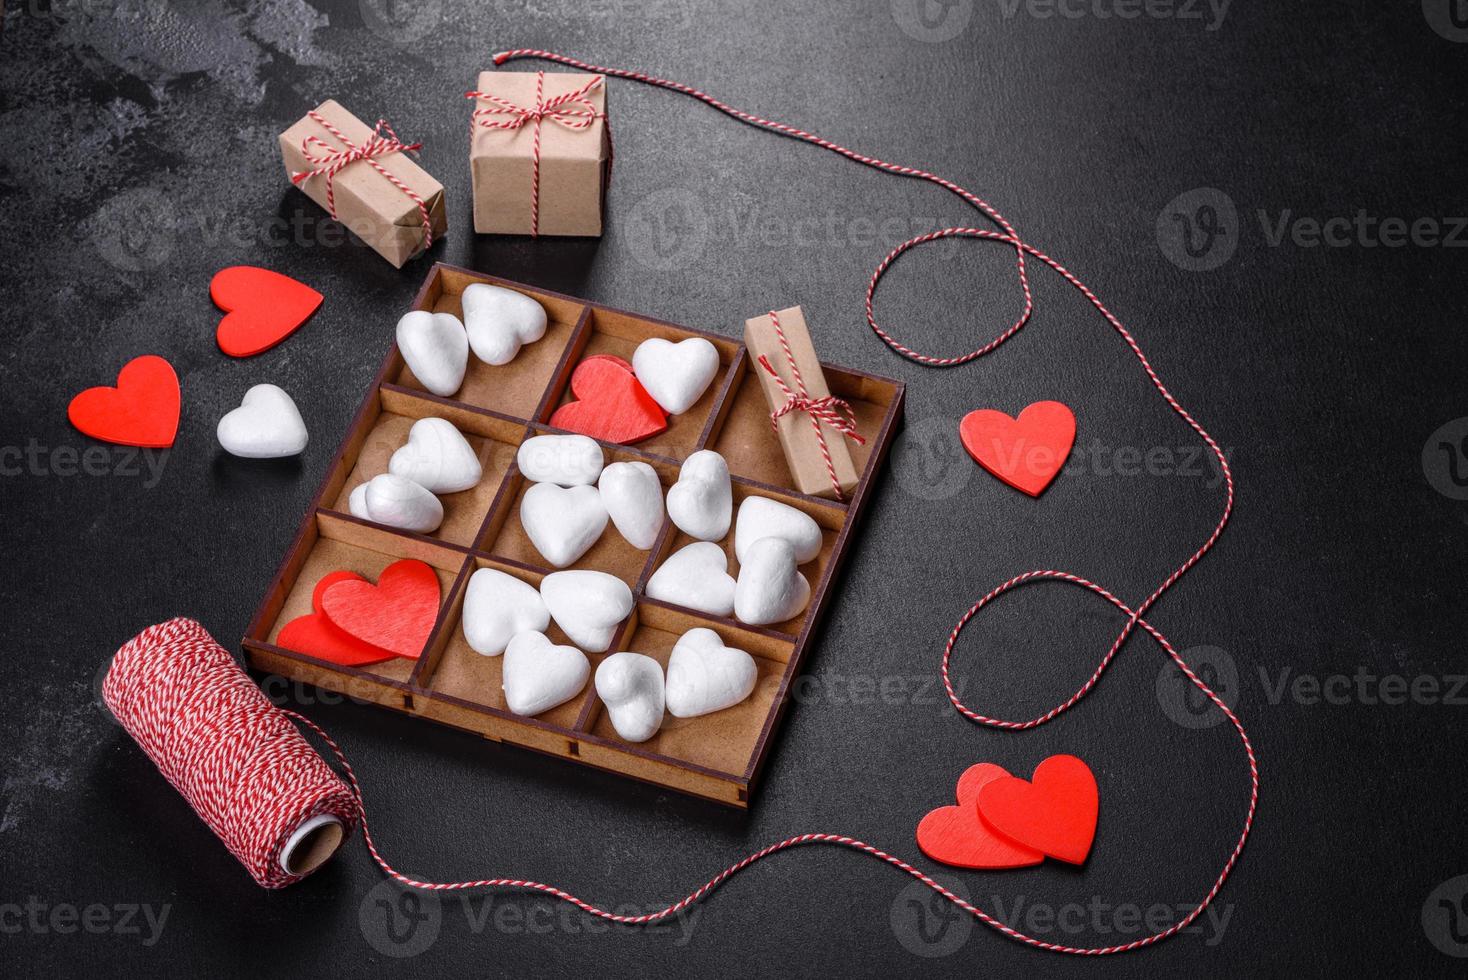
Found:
[102,51,1258,955]
[103,618,358,887]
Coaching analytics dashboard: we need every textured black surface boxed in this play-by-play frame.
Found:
[3,0,1467,974]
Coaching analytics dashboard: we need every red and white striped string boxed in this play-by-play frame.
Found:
[291,111,435,251]
[109,52,1256,957]
[756,308,867,501]
[466,71,609,236]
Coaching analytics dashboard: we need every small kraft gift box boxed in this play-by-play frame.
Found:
[280,100,447,268]
[467,70,610,237]
[744,306,865,501]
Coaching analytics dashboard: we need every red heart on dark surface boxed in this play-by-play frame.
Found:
[320,559,441,660]
[277,571,396,667]
[67,355,181,448]
[959,400,1076,497]
[916,763,1046,869]
[548,355,668,445]
[976,754,1098,865]
[211,265,323,357]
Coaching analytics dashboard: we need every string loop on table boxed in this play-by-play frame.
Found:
[112,51,1257,957]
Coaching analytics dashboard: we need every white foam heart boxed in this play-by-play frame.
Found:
[666,450,732,541]
[520,483,607,568]
[595,652,665,742]
[540,570,633,653]
[665,628,758,718]
[216,384,308,459]
[598,461,664,550]
[632,337,720,415]
[389,417,482,493]
[645,542,736,617]
[348,473,443,533]
[502,631,590,716]
[462,567,550,656]
[396,310,468,397]
[517,434,604,486]
[734,537,810,626]
[734,496,823,564]
[462,283,549,366]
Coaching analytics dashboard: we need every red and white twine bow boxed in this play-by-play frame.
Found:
[465,70,609,236]
[757,309,866,501]
[291,111,434,250]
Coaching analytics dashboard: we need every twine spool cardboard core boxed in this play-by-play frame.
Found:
[280,814,345,876]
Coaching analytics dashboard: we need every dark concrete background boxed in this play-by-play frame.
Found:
[3,0,1467,974]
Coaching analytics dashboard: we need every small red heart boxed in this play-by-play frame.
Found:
[67,355,181,448]
[211,265,323,357]
[916,763,1046,869]
[320,559,441,660]
[277,571,396,667]
[959,400,1076,497]
[976,754,1098,865]
[549,355,668,445]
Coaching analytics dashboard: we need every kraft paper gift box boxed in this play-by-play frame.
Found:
[280,100,447,268]
[743,306,863,501]
[468,70,610,237]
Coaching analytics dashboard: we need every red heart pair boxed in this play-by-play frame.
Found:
[916,755,1098,868]
[548,355,667,445]
[276,559,440,665]
[959,400,1076,497]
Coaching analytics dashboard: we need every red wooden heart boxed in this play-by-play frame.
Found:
[211,265,323,357]
[916,763,1045,869]
[976,754,1098,865]
[67,355,180,448]
[959,400,1076,497]
[320,559,441,660]
[548,355,668,445]
[277,571,396,667]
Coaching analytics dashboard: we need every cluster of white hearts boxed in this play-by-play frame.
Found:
[517,441,818,626]
[345,417,483,532]
[461,567,757,741]
[498,443,820,741]
[396,283,550,396]
[395,282,725,419]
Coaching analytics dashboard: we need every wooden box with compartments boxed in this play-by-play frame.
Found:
[243,263,904,806]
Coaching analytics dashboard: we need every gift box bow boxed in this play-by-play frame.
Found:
[290,111,435,249]
[465,71,612,237]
